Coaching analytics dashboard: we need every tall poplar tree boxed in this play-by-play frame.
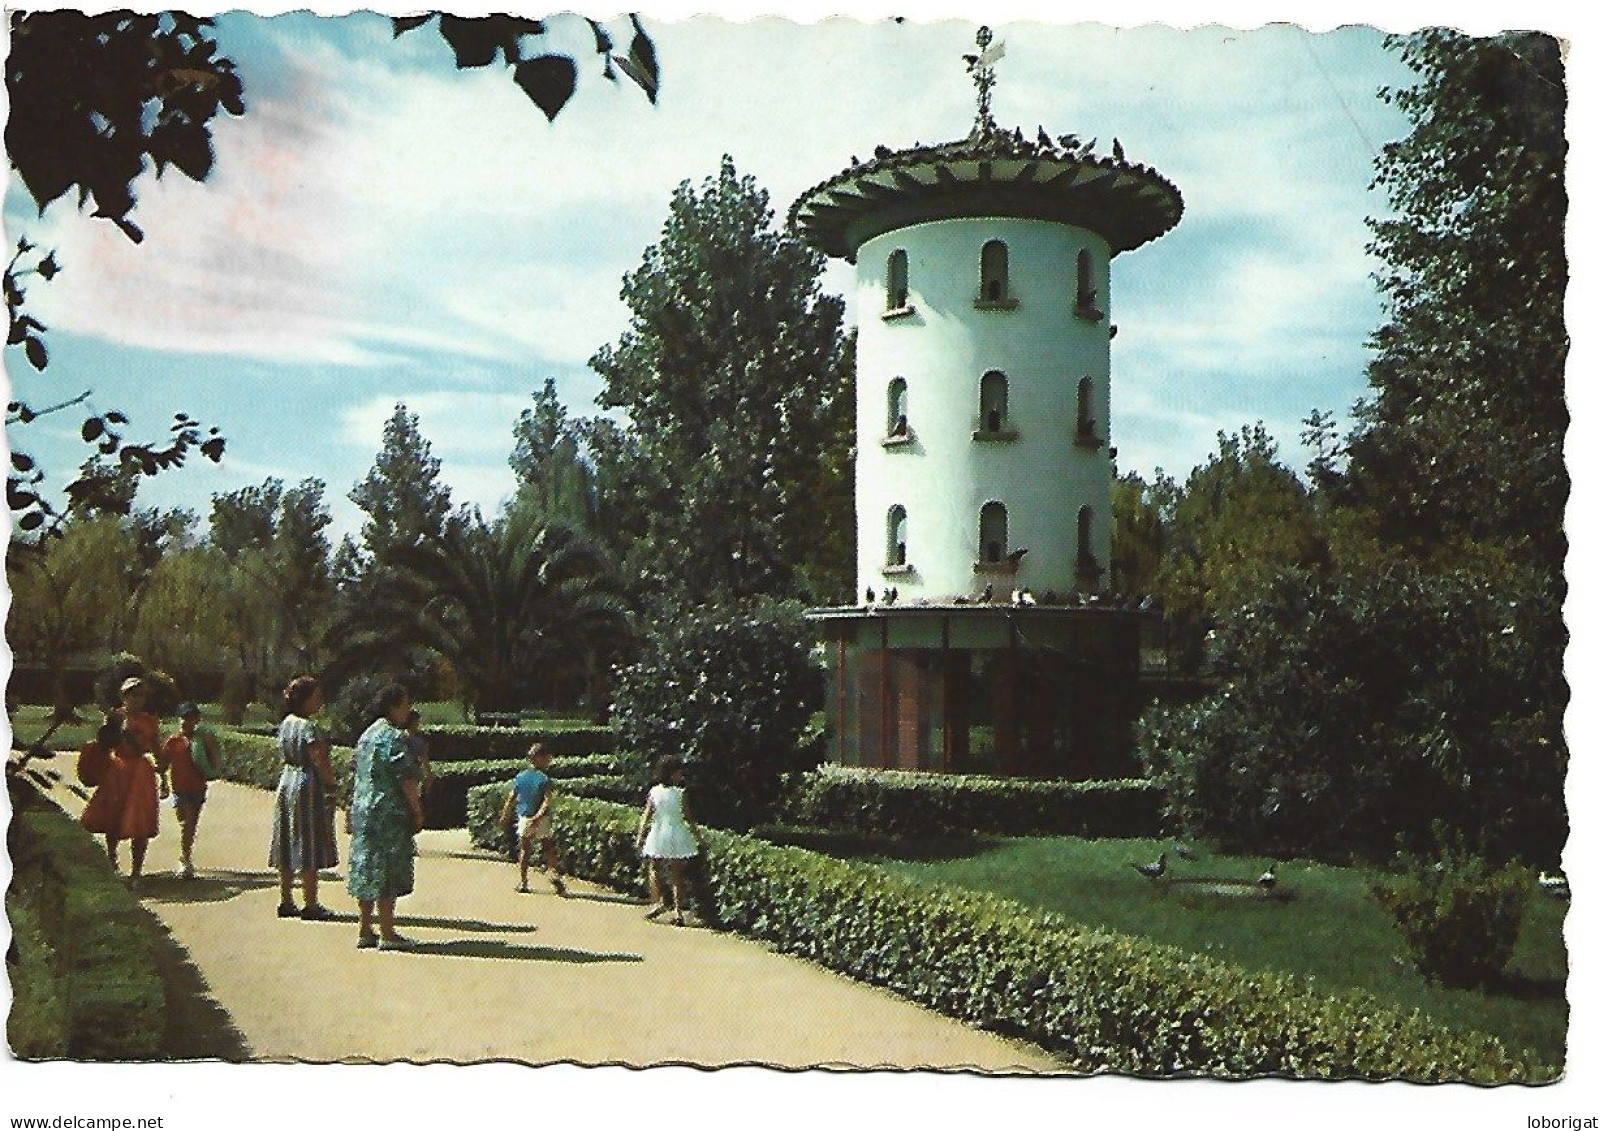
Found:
[590,156,851,604]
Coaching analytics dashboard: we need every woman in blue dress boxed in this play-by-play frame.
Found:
[347,683,425,951]
[268,676,339,920]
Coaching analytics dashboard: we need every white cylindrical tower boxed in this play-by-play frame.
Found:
[792,84,1182,603]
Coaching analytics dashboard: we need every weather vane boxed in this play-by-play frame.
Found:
[964,26,1007,133]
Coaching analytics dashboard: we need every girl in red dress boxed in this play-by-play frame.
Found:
[79,709,162,890]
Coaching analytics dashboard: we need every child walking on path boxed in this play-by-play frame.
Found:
[636,756,705,927]
[501,743,567,896]
[162,702,220,879]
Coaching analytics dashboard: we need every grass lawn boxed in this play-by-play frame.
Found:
[764,828,1568,1068]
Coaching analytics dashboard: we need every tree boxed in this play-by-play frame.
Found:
[1155,424,1325,629]
[1108,471,1167,597]
[349,404,454,569]
[590,156,851,605]
[6,517,139,719]
[1137,558,1565,866]
[375,508,631,715]
[508,378,602,530]
[1347,31,1566,568]
[611,600,821,829]
[206,477,337,689]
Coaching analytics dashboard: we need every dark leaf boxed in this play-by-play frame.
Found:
[18,511,43,530]
[35,252,59,280]
[438,15,501,68]
[16,237,33,254]
[111,216,145,244]
[625,14,659,103]
[8,320,26,346]
[11,452,35,472]
[392,13,434,37]
[24,335,47,370]
[201,437,226,461]
[586,18,612,55]
[81,416,104,442]
[105,410,127,424]
[513,55,578,122]
[8,483,37,509]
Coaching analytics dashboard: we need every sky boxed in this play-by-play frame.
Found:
[4,1,1605,1126]
[4,7,1428,543]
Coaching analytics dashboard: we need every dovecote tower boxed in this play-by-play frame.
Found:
[794,28,1184,777]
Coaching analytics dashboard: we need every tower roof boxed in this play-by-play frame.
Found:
[789,28,1184,263]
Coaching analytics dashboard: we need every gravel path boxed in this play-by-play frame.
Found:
[41,776,1063,1071]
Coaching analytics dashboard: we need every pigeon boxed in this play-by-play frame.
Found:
[1131,852,1167,880]
[866,586,876,604]
[1172,839,1198,862]
[881,587,894,604]
[1257,864,1278,888]
[1007,547,1029,565]
[1057,133,1081,149]
[874,144,893,159]
[1078,137,1098,159]
[888,586,898,604]
[1037,125,1054,148]
[1137,594,1156,612]
[1112,137,1126,162]
[1539,872,1569,899]
[980,583,994,603]
[954,594,971,605]
[1016,589,1037,607]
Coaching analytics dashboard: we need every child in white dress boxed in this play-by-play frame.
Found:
[635,756,704,926]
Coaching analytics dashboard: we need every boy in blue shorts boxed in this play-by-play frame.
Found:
[500,742,567,896]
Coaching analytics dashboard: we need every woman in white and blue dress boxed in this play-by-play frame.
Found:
[268,675,339,920]
[635,755,704,926]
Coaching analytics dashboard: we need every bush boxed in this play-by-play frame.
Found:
[218,669,253,726]
[6,781,165,1059]
[1138,560,1566,865]
[1371,838,1534,988]
[94,653,178,715]
[324,673,404,746]
[458,792,1541,1081]
[783,766,1161,839]
[612,600,822,829]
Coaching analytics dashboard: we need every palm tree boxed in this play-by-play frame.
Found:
[364,508,632,716]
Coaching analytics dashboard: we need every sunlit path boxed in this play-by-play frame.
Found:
[39,777,1061,1070]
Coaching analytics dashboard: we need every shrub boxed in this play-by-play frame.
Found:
[1138,560,1566,865]
[1371,838,1534,988]
[611,600,822,829]
[218,669,253,726]
[459,792,1541,1081]
[783,766,1161,838]
[6,781,165,1059]
[93,653,178,714]
[324,673,404,746]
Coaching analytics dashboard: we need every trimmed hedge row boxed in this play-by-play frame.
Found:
[782,766,1163,839]
[461,793,1540,1081]
[416,725,615,763]
[6,784,165,1060]
[211,729,630,829]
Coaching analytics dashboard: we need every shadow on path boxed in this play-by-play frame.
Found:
[396,939,643,963]
[558,891,645,907]
[142,910,252,1061]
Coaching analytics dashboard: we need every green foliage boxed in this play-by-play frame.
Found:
[94,653,177,715]
[463,793,1537,1081]
[383,509,632,714]
[784,766,1161,839]
[1371,836,1534,989]
[1108,471,1166,597]
[1154,424,1324,631]
[423,756,629,828]
[611,601,821,828]
[422,728,618,763]
[5,888,71,1058]
[591,156,852,604]
[1350,31,1566,569]
[6,516,138,717]
[324,672,401,747]
[7,782,165,1059]
[1138,559,1566,865]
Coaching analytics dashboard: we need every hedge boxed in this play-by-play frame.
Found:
[6,783,165,1060]
[211,729,630,829]
[782,766,1163,839]
[413,725,616,763]
[458,792,1541,1081]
